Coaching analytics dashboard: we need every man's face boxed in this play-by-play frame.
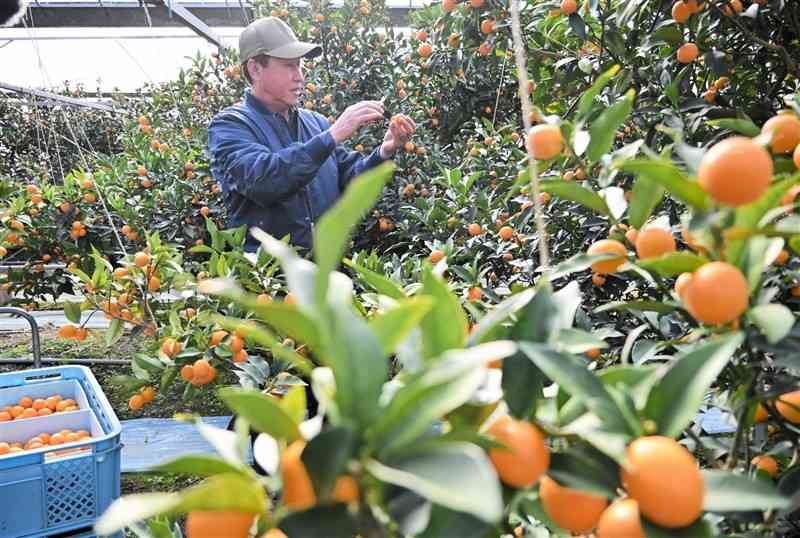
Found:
[250,57,305,110]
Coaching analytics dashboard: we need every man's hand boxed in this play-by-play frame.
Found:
[379,114,417,159]
[329,101,385,144]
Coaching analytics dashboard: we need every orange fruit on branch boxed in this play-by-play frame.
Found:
[621,436,704,528]
[596,498,645,538]
[429,249,445,263]
[751,455,778,477]
[671,1,691,22]
[761,113,800,154]
[683,262,748,325]
[674,272,693,300]
[281,440,317,510]
[331,475,359,503]
[697,137,772,206]
[499,226,514,241]
[133,251,150,267]
[480,18,495,34]
[560,0,578,15]
[486,415,549,488]
[635,227,676,259]
[676,42,699,64]
[587,239,628,274]
[776,390,800,423]
[185,510,257,538]
[526,124,563,160]
[539,475,608,534]
[417,42,433,58]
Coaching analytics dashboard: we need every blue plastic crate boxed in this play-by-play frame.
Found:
[0,366,122,538]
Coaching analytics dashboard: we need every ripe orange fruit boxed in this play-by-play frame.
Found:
[229,335,245,353]
[282,440,317,510]
[596,498,645,538]
[761,113,800,154]
[752,455,778,477]
[683,262,748,325]
[233,349,248,363]
[723,0,743,14]
[185,510,257,538]
[624,227,639,244]
[635,227,676,259]
[442,0,457,12]
[284,292,297,305]
[180,364,195,382]
[499,226,514,241]
[429,249,445,263]
[480,18,495,34]
[141,386,156,403]
[794,144,800,169]
[486,415,549,488]
[697,137,773,207]
[209,330,228,347]
[591,273,606,286]
[674,272,693,300]
[754,402,769,423]
[134,251,150,267]
[621,436,704,528]
[776,390,800,423]
[526,124,563,160]
[671,1,691,22]
[148,276,161,292]
[468,286,482,301]
[21,408,37,419]
[416,30,429,41]
[0,442,9,454]
[331,475,359,503]
[560,0,577,14]
[418,42,433,58]
[18,396,33,408]
[260,530,288,538]
[676,43,699,64]
[191,359,214,385]
[128,394,144,411]
[586,348,601,359]
[587,239,628,274]
[775,249,790,266]
[539,475,608,534]
[0,412,11,422]
[478,42,492,56]
[468,223,482,236]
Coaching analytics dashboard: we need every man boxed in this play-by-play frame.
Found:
[208,16,415,252]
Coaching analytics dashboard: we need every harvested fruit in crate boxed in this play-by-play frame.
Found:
[0,429,92,456]
[0,395,79,421]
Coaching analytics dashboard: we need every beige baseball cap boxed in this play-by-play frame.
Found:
[239,17,322,62]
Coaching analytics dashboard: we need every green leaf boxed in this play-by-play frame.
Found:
[369,298,434,355]
[133,353,165,373]
[302,425,356,499]
[280,385,307,425]
[278,505,358,538]
[105,318,123,347]
[644,333,744,438]
[642,517,713,538]
[246,300,323,353]
[367,443,503,524]
[369,341,515,456]
[217,388,301,442]
[548,444,620,497]
[519,343,629,433]
[326,303,388,428]
[707,117,760,137]
[740,236,784,293]
[416,505,494,538]
[577,64,621,119]
[554,328,608,354]
[748,304,795,344]
[147,455,247,477]
[314,162,394,306]
[617,159,711,210]
[594,300,678,314]
[703,470,792,511]
[94,474,266,535]
[587,89,636,162]
[636,252,709,277]
[466,288,535,346]
[540,179,611,216]
[419,267,469,363]
[64,301,82,324]
[342,258,406,299]
[629,178,665,229]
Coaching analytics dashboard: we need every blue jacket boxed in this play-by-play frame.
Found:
[207,90,387,251]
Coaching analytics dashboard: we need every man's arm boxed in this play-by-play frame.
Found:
[208,112,336,205]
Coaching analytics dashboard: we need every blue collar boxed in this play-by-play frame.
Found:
[244,89,297,120]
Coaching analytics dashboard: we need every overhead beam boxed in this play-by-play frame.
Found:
[153,1,226,47]
[15,2,412,29]
[0,81,116,111]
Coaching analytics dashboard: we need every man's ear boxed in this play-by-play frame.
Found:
[1,0,28,27]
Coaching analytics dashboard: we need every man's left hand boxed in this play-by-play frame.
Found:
[379,114,417,159]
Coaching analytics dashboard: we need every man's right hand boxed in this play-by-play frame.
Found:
[329,101,385,144]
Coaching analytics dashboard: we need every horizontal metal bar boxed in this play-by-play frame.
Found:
[0,81,116,111]
[0,357,132,365]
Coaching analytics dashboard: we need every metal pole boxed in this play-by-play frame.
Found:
[0,357,131,366]
[0,306,42,368]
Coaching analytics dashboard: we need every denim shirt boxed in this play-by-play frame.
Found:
[207,89,386,251]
